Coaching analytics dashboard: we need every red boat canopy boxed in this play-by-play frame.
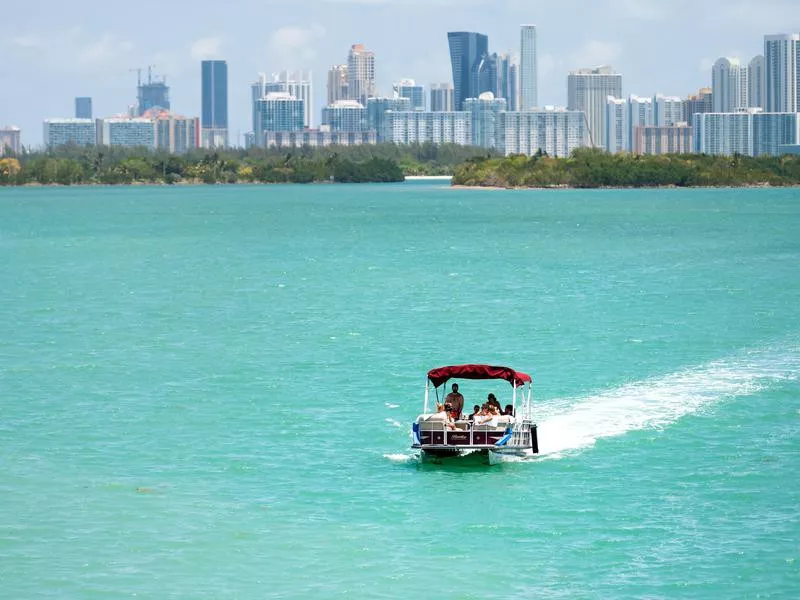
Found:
[427,364,532,388]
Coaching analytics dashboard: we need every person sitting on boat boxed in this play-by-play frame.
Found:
[474,403,497,427]
[467,404,481,421]
[426,403,456,430]
[503,404,514,417]
[444,383,464,419]
[487,393,502,414]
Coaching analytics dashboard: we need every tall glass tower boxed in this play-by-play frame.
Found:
[447,32,489,110]
[520,25,538,110]
[201,60,229,148]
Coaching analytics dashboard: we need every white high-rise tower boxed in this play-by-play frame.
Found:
[520,25,538,110]
[712,57,748,112]
[764,33,799,113]
[567,66,623,147]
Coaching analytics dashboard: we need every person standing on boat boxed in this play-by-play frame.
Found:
[444,383,464,419]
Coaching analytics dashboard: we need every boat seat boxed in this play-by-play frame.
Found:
[418,420,447,431]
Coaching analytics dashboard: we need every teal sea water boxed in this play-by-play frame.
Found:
[1,183,798,598]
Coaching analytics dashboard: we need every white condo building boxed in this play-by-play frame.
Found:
[430,83,455,112]
[693,110,799,156]
[263,71,314,129]
[653,94,682,126]
[97,118,156,148]
[465,93,507,150]
[712,58,748,112]
[43,118,96,147]
[605,95,653,153]
[386,111,471,145]
[322,100,368,133]
[605,97,627,154]
[764,33,799,113]
[327,65,349,105]
[748,55,766,110]
[347,44,376,107]
[501,107,586,157]
[520,25,538,110]
[567,66,623,148]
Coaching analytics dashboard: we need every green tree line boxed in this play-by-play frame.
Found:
[452,149,800,188]
[0,143,496,186]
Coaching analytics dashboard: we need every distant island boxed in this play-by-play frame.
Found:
[452,149,800,189]
[0,144,494,186]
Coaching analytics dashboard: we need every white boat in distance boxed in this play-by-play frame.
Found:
[412,364,539,460]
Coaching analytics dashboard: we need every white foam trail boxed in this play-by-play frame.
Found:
[385,418,402,428]
[535,345,800,457]
[384,453,416,463]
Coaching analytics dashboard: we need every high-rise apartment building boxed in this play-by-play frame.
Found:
[201,60,229,148]
[633,125,693,155]
[75,97,92,119]
[367,97,412,141]
[97,118,156,148]
[430,83,455,112]
[394,80,425,111]
[653,94,683,126]
[520,25,538,110]
[386,111,471,146]
[256,93,304,131]
[712,58,748,112]
[764,33,799,113]
[683,88,713,124]
[322,100,368,133]
[0,126,21,155]
[567,66,623,147]
[327,65,349,105]
[605,97,627,153]
[501,108,586,157]
[265,71,313,128]
[748,55,766,110]
[347,44,376,107]
[464,92,506,149]
[143,109,200,154]
[495,53,520,111]
[693,110,799,156]
[447,31,489,110]
[43,118,96,147]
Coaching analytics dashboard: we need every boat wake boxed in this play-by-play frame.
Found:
[535,343,799,458]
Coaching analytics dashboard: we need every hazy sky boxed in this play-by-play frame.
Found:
[2,0,798,146]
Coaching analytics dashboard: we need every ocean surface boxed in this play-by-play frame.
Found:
[1,183,798,598]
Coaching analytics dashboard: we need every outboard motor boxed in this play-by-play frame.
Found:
[530,424,539,454]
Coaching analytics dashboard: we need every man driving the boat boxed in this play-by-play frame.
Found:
[444,383,464,419]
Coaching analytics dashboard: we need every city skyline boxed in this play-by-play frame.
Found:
[3,0,798,146]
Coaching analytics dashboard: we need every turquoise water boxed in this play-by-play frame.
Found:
[1,183,798,598]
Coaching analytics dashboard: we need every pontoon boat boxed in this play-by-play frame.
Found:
[411,364,539,461]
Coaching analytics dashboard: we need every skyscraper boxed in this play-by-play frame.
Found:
[748,55,766,110]
[137,70,170,115]
[764,33,799,113]
[567,66,623,147]
[267,71,313,128]
[653,94,682,126]
[495,53,519,110]
[712,58,748,112]
[75,97,92,119]
[447,31,489,110]
[327,65,349,105]
[347,44,376,106]
[201,60,228,148]
[430,83,455,112]
[682,88,713,124]
[394,79,425,111]
[520,25,538,110]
